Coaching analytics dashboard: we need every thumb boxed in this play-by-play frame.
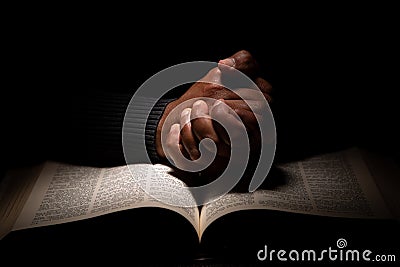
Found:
[218,50,259,78]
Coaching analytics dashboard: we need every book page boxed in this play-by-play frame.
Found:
[0,163,43,239]
[200,148,392,238]
[361,149,400,219]
[11,161,199,236]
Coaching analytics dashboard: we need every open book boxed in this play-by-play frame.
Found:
[0,147,398,241]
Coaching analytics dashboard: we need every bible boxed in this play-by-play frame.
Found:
[1,147,398,243]
[1,148,396,240]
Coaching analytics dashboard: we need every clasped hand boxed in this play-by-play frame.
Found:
[156,50,273,180]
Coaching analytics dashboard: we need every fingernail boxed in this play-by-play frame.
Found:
[210,100,222,111]
[193,99,202,105]
[211,99,228,114]
[193,100,206,109]
[218,58,235,67]
[192,100,209,118]
[170,123,180,133]
[212,99,224,108]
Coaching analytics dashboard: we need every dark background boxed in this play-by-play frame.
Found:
[3,10,399,168]
[1,6,399,266]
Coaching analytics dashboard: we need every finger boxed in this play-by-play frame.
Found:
[197,68,240,100]
[210,99,245,144]
[233,88,271,106]
[200,67,222,84]
[213,100,261,134]
[200,84,270,102]
[223,100,273,146]
[233,108,262,134]
[165,124,188,166]
[191,100,230,157]
[201,82,241,100]
[224,99,265,115]
[180,108,200,160]
[218,50,259,77]
[198,72,271,102]
[235,108,263,151]
[233,88,265,100]
[254,77,273,96]
[211,120,230,146]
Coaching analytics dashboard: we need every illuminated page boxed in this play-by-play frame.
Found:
[13,162,199,234]
[200,148,391,239]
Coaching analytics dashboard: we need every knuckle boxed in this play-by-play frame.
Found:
[211,105,225,117]
[233,108,242,116]
[264,93,273,103]
[202,133,218,143]
[238,49,252,60]
[180,125,191,138]
[189,148,200,157]
[191,117,209,131]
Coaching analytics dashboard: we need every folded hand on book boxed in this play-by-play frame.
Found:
[156,50,273,183]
